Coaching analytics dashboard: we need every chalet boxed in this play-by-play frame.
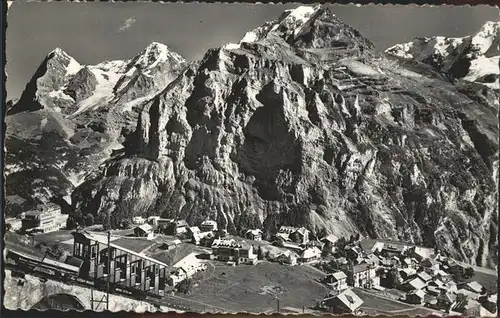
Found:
[402,257,418,268]
[276,251,297,266]
[245,229,263,241]
[434,269,453,283]
[417,271,433,283]
[436,291,456,311]
[457,288,480,300]
[426,285,441,296]
[300,247,322,263]
[381,244,405,257]
[132,216,146,225]
[323,289,364,314]
[323,271,348,292]
[421,257,440,270]
[72,231,170,297]
[362,254,381,266]
[405,289,426,305]
[399,268,417,280]
[211,239,257,265]
[345,246,364,264]
[337,257,349,266]
[306,240,325,250]
[390,255,402,267]
[173,220,189,235]
[347,263,376,288]
[191,230,213,245]
[277,226,310,245]
[428,278,444,288]
[187,226,201,239]
[438,280,457,293]
[460,281,484,294]
[168,253,206,286]
[400,277,426,292]
[478,294,498,316]
[407,246,433,261]
[200,219,218,232]
[147,216,160,226]
[5,218,22,232]
[320,234,339,253]
[371,242,385,253]
[134,224,154,240]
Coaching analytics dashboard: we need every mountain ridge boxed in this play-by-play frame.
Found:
[385,20,500,89]
[5,6,499,268]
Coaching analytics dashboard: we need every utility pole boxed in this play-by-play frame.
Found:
[276,297,280,313]
[106,230,111,311]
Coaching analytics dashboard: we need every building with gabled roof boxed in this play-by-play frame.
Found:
[200,219,218,232]
[245,229,263,241]
[417,271,433,282]
[168,253,206,286]
[400,277,426,292]
[323,289,364,314]
[300,246,321,263]
[277,226,310,244]
[211,238,257,265]
[323,271,348,292]
[405,289,426,305]
[461,281,483,294]
[276,250,297,266]
[134,224,154,239]
[347,263,376,288]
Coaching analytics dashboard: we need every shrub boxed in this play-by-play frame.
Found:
[177,278,193,294]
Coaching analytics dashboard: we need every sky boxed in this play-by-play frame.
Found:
[6,2,500,100]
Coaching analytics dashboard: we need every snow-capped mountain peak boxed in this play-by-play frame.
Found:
[46,47,83,76]
[386,21,500,88]
[133,42,185,69]
[240,5,322,44]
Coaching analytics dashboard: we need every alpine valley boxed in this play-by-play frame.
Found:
[5,5,499,268]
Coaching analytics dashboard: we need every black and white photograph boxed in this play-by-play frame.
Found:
[3,1,499,315]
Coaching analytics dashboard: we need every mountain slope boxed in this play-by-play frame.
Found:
[70,6,498,268]
[4,43,187,214]
[386,21,500,88]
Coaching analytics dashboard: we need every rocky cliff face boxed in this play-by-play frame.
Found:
[386,21,500,89]
[4,43,187,214]
[68,6,498,267]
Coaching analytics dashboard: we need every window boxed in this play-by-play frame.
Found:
[90,245,97,259]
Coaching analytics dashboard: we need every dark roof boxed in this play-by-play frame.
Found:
[65,256,84,268]
[176,220,189,227]
[351,263,371,273]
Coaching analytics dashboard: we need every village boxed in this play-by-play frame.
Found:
[4,205,499,315]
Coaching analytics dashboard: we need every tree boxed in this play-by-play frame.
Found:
[322,241,333,257]
[177,278,193,294]
[464,267,475,279]
[66,216,78,229]
[385,268,401,288]
[257,245,264,260]
[449,266,464,282]
[376,267,385,277]
[84,213,95,227]
[120,219,131,229]
[275,236,285,247]
[157,224,166,234]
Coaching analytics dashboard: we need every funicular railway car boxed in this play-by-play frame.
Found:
[6,249,81,282]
